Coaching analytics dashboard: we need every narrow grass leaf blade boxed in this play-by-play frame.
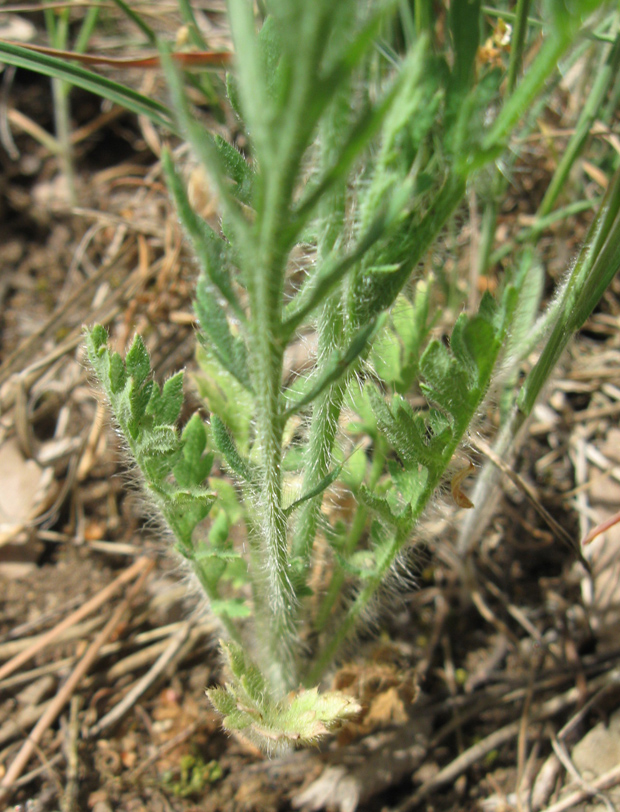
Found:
[0,41,176,133]
[518,168,620,416]
[109,0,157,44]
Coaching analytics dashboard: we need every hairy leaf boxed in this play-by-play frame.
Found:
[207,642,361,752]
[211,415,256,485]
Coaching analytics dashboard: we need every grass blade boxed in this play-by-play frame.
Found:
[0,40,176,133]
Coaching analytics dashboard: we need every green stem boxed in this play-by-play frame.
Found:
[51,77,76,206]
[291,297,348,565]
[247,257,295,695]
[245,132,306,695]
[519,167,620,417]
[190,561,244,645]
[535,27,620,228]
[307,526,408,685]
[414,0,431,35]
[46,2,76,205]
[460,168,620,555]
[314,435,387,632]
[506,0,532,96]
[477,0,529,276]
[488,198,598,267]
[482,29,573,153]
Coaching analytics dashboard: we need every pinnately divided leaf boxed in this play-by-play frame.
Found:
[367,285,515,522]
[85,326,216,557]
[207,642,361,753]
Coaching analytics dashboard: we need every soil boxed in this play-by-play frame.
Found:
[1,7,620,812]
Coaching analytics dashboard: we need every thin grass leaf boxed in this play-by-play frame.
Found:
[518,167,620,416]
[178,0,209,49]
[0,41,176,133]
[109,0,157,44]
[74,5,101,54]
[537,32,620,220]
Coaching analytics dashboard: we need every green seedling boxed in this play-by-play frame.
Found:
[70,0,620,750]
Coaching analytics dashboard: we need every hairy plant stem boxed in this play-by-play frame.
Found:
[291,383,346,566]
[291,285,349,560]
[248,259,296,695]
[247,167,300,695]
[314,435,387,633]
[190,561,244,645]
[306,525,409,686]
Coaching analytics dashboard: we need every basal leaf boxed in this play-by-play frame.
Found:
[87,324,107,353]
[208,643,361,751]
[358,483,405,528]
[194,347,253,451]
[208,510,230,546]
[392,397,453,466]
[389,462,429,509]
[193,551,227,590]
[241,664,268,707]
[335,548,378,579]
[207,686,237,716]
[182,412,207,457]
[137,425,179,457]
[419,341,470,418]
[460,316,497,383]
